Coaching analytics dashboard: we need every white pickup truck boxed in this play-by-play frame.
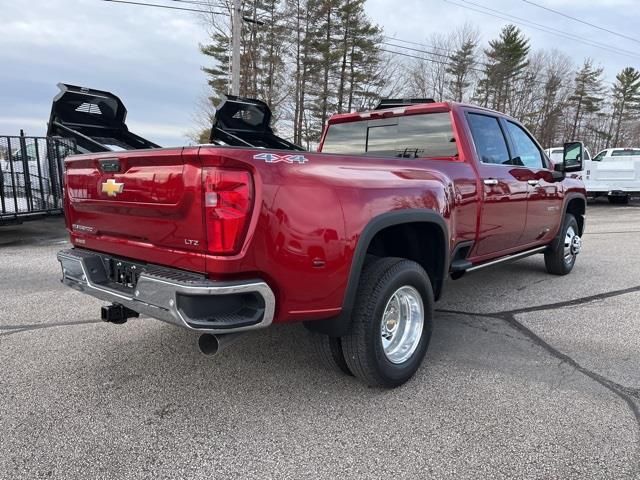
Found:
[546,147,640,204]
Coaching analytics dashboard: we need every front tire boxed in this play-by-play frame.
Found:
[341,257,434,388]
[544,213,581,275]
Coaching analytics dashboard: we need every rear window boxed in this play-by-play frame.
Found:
[322,113,457,158]
[612,149,640,156]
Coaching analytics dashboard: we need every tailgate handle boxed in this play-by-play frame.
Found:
[100,158,120,172]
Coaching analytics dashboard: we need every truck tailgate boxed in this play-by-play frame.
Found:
[585,157,640,192]
[65,147,207,272]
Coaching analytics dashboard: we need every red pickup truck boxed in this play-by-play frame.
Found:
[57,96,586,388]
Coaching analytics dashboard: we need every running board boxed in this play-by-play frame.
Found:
[466,246,547,273]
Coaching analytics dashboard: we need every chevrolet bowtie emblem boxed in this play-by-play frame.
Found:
[101,178,124,197]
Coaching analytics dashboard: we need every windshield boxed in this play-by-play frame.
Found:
[322,112,457,158]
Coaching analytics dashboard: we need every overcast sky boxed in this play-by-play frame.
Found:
[1,0,638,146]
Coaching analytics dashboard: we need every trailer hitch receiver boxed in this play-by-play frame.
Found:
[101,303,139,324]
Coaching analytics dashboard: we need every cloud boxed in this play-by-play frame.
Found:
[1,0,638,147]
[0,0,211,145]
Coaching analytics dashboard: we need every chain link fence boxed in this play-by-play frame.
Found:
[0,135,78,224]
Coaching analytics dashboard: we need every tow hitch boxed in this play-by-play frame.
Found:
[101,303,140,324]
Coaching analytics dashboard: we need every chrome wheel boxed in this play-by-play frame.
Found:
[563,225,581,264]
[380,286,424,364]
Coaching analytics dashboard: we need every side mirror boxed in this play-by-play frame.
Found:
[563,141,584,173]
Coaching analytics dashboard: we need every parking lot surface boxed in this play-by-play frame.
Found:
[1,200,639,479]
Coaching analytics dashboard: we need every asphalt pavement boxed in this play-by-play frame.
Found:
[1,200,639,479]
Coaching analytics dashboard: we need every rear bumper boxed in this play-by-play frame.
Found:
[57,248,275,334]
[585,185,640,194]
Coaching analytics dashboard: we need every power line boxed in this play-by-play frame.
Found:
[381,43,577,91]
[379,48,455,68]
[382,37,572,88]
[521,0,640,45]
[382,35,453,54]
[169,0,225,7]
[444,0,640,61]
[99,0,612,90]
[100,0,225,15]
[380,41,454,61]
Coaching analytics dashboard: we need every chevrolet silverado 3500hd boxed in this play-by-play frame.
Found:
[57,96,586,387]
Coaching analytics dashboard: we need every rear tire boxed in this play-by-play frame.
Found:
[608,195,629,204]
[341,257,434,388]
[311,333,352,376]
[544,213,581,275]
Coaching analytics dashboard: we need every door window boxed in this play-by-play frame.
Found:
[505,121,544,169]
[467,113,510,165]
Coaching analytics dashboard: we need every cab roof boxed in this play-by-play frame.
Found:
[326,101,508,125]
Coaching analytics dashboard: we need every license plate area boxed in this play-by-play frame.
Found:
[104,258,142,289]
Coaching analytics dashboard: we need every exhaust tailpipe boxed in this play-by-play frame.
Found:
[198,333,244,356]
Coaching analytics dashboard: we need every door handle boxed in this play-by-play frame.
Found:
[483,178,499,186]
[527,179,539,186]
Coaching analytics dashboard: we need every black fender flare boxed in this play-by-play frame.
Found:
[550,192,587,251]
[305,209,449,337]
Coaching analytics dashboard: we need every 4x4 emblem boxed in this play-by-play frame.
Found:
[101,179,124,197]
[253,153,308,164]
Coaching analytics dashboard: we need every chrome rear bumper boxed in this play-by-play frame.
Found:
[57,248,275,334]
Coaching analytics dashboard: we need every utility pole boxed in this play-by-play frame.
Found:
[231,0,241,96]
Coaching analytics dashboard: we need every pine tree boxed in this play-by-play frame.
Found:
[568,59,605,140]
[344,5,384,111]
[200,1,288,114]
[312,0,342,130]
[446,38,477,102]
[287,0,383,144]
[200,32,231,100]
[611,67,640,146]
[533,51,572,148]
[477,25,530,113]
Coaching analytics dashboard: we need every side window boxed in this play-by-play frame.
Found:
[467,113,510,165]
[505,121,544,169]
[593,151,606,161]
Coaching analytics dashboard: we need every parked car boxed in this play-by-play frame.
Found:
[56,98,586,388]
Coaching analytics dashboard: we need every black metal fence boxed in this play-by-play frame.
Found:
[0,134,78,224]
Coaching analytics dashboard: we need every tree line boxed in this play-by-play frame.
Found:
[197,0,640,153]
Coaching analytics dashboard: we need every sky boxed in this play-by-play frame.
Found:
[0,0,638,146]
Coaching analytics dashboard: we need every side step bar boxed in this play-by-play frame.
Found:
[465,246,547,273]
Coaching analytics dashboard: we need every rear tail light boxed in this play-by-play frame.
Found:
[203,167,253,255]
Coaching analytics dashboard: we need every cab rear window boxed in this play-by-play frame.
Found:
[322,113,457,158]
[612,149,640,156]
